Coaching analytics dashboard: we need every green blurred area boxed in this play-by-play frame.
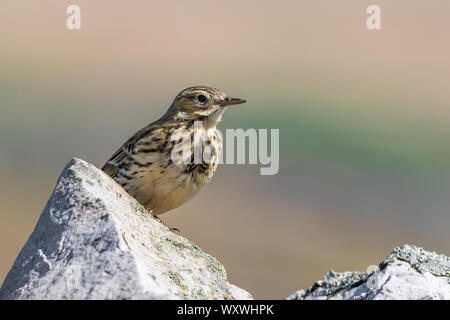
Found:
[1,0,450,299]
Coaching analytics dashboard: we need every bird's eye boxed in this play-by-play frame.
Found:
[197,95,207,103]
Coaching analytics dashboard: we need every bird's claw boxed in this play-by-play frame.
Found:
[151,213,181,235]
[169,227,181,235]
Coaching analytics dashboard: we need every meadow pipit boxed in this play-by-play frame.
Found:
[102,86,246,228]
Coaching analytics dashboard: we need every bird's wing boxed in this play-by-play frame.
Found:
[101,148,127,178]
[101,120,167,178]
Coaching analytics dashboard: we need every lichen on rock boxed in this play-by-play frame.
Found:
[287,244,450,300]
[0,158,252,300]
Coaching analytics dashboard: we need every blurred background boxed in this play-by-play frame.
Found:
[1,0,450,299]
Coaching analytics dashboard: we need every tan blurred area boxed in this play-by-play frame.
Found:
[1,1,450,299]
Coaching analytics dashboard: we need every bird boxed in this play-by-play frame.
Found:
[102,86,246,229]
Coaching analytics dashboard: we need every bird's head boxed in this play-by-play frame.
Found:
[165,86,246,126]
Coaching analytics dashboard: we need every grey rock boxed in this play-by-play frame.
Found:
[287,244,450,300]
[0,158,252,300]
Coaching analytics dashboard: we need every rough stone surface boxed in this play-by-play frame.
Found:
[287,244,450,300]
[0,158,252,300]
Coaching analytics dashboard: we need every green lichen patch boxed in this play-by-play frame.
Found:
[167,271,188,290]
[129,200,150,218]
[203,254,226,279]
[164,236,191,252]
[191,288,208,300]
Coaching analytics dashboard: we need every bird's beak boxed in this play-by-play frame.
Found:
[219,97,247,106]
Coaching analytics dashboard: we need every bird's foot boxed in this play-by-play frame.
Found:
[150,212,181,235]
[169,227,181,235]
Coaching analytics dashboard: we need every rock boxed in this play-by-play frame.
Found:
[287,244,450,300]
[0,158,252,300]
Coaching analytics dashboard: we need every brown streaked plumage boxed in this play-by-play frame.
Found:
[102,86,246,217]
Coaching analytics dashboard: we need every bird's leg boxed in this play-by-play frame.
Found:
[148,210,180,235]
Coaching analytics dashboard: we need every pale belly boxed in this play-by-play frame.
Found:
[135,161,218,215]
[123,128,222,215]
